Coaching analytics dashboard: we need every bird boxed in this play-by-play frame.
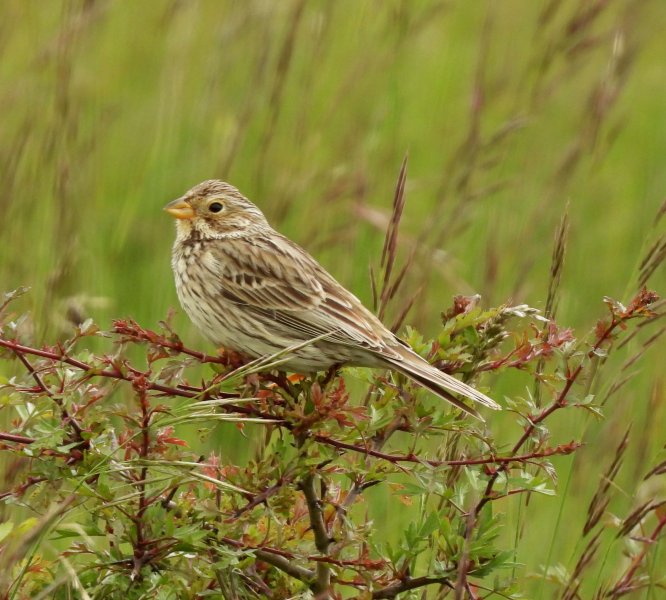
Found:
[164,180,500,418]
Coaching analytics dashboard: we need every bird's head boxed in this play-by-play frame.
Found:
[164,180,269,241]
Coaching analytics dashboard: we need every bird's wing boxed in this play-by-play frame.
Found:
[203,235,324,310]
[203,235,390,351]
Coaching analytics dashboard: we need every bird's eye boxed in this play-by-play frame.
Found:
[208,202,224,213]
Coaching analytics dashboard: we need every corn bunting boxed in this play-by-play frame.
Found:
[165,180,499,418]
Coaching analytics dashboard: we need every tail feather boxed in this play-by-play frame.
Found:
[382,348,500,420]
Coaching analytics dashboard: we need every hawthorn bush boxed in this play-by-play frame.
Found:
[0,284,662,599]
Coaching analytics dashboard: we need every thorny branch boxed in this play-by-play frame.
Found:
[0,336,579,469]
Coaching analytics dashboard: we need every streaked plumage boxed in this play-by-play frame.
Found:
[165,180,499,418]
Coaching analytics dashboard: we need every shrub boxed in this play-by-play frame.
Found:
[0,284,661,599]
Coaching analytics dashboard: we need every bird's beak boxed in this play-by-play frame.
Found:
[164,197,195,220]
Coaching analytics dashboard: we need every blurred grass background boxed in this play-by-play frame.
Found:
[1,0,665,596]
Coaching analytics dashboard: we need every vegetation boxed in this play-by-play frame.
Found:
[1,1,664,598]
[0,284,660,598]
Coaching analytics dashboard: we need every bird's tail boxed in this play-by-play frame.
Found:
[381,347,500,420]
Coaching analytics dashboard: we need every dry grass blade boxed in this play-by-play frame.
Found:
[369,264,379,312]
[561,530,603,600]
[638,234,666,288]
[378,154,408,321]
[534,207,569,406]
[655,196,666,224]
[216,331,338,382]
[583,426,630,536]
[607,495,666,598]
[545,206,569,321]
[644,460,666,479]
[636,191,666,287]
[390,285,422,334]
[603,326,665,405]
[386,246,418,331]
[616,499,659,539]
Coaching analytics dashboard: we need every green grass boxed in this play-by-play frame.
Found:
[1,0,665,597]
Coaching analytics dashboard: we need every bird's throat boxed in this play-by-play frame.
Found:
[175,219,195,243]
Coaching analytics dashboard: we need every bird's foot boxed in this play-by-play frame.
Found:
[319,363,342,389]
